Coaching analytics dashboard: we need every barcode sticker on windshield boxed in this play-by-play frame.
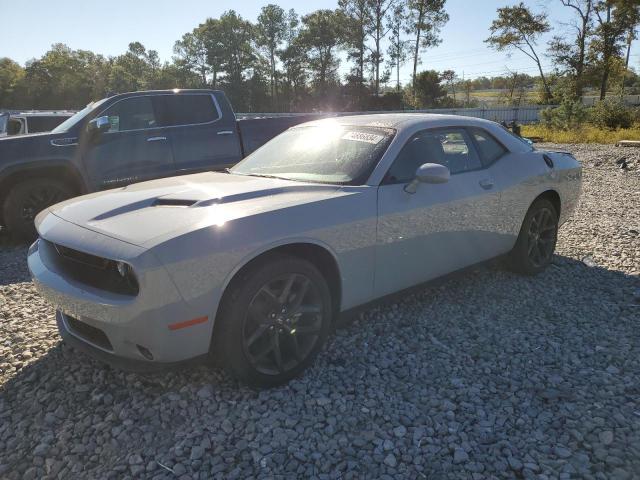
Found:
[342,131,384,144]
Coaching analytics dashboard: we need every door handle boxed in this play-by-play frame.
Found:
[146,136,167,142]
[217,130,234,136]
[479,179,494,190]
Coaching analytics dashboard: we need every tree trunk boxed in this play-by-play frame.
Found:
[599,6,613,101]
[599,67,609,100]
[396,50,400,92]
[411,4,424,103]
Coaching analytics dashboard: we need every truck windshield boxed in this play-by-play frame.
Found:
[230,123,395,185]
[51,98,108,133]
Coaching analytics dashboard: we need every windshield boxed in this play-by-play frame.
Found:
[51,98,109,133]
[230,124,395,185]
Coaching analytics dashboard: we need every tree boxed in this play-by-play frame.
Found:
[549,0,594,98]
[18,44,111,109]
[440,69,456,101]
[368,0,396,96]
[590,0,640,100]
[109,42,161,93]
[173,28,210,86]
[200,18,225,88]
[387,3,410,93]
[217,10,256,109]
[485,3,553,102]
[279,9,308,110]
[413,69,447,107]
[339,0,373,106]
[256,4,287,107]
[298,9,348,102]
[0,58,25,107]
[405,0,449,100]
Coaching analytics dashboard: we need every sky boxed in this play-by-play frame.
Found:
[1,0,638,83]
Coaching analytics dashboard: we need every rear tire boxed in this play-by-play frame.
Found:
[507,198,559,275]
[213,255,332,388]
[2,178,74,241]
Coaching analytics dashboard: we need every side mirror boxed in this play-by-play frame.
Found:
[87,116,110,135]
[404,163,450,194]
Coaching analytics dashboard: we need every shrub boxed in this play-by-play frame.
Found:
[589,100,635,129]
[540,99,588,130]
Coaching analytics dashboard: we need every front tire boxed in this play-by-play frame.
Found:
[507,198,559,275]
[213,255,332,388]
[3,178,74,241]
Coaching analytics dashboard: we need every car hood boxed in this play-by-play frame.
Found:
[43,172,342,247]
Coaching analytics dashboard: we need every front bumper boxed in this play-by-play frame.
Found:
[56,311,206,372]
[28,215,215,366]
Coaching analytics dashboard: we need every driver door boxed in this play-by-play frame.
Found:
[83,95,175,190]
[375,128,503,297]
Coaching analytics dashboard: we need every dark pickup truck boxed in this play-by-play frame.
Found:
[0,89,319,238]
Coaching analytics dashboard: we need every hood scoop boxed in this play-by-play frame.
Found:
[152,198,198,207]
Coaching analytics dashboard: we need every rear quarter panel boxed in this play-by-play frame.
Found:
[494,149,581,245]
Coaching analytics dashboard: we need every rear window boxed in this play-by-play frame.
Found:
[471,128,507,166]
[158,94,220,127]
[27,116,69,133]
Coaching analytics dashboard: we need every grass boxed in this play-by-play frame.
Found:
[521,124,640,144]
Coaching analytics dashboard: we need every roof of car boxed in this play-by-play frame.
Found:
[304,113,499,130]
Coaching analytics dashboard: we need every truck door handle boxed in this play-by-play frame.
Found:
[479,179,494,190]
[146,136,167,142]
[217,130,234,136]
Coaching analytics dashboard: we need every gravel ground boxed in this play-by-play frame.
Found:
[0,143,639,480]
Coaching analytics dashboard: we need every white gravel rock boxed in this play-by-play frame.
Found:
[0,143,639,479]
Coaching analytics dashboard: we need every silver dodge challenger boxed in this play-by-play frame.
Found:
[28,114,582,387]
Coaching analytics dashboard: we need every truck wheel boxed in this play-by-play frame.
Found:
[3,178,74,241]
[213,255,332,388]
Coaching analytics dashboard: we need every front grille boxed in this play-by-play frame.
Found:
[65,315,113,351]
[41,240,139,296]
[54,243,111,270]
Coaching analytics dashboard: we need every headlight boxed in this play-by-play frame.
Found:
[116,261,130,278]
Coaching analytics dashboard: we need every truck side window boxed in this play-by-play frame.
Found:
[158,95,220,127]
[102,96,157,132]
[27,116,67,133]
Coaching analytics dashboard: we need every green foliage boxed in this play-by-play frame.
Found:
[540,99,588,130]
[413,70,447,107]
[485,2,552,102]
[589,99,635,129]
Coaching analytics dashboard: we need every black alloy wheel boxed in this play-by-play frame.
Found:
[526,207,557,268]
[507,198,559,275]
[213,255,332,388]
[242,273,323,375]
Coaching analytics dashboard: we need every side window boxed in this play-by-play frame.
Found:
[102,96,157,133]
[27,116,67,133]
[157,94,220,127]
[471,128,508,166]
[7,118,24,135]
[385,128,482,183]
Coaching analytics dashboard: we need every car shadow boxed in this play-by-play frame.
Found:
[1,254,639,477]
